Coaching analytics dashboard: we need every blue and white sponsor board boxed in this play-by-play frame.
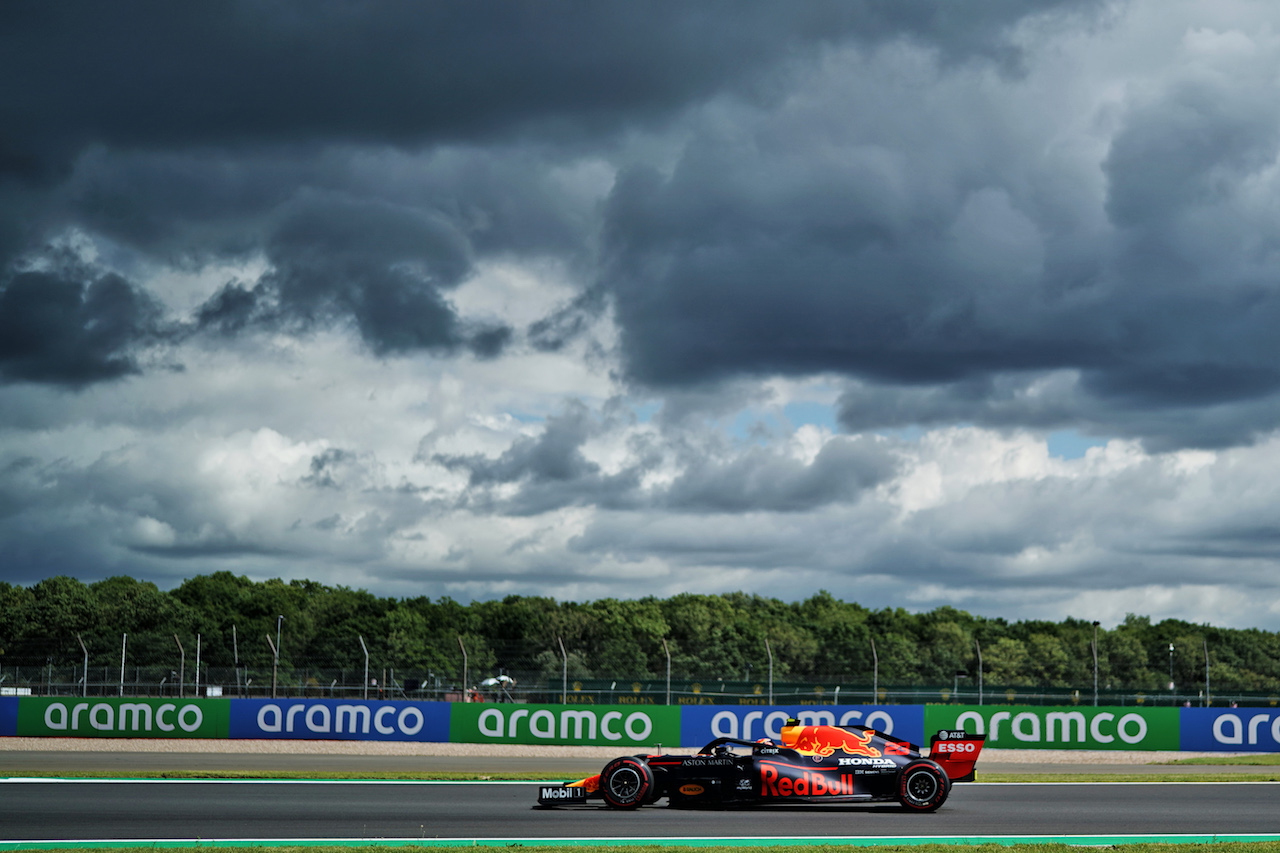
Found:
[229,698,450,741]
[680,704,924,748]
[1180,707,1280,752]
[0,697,16,737]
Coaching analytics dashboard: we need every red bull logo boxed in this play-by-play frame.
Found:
[759,762,856,798]
[783,724,881,759]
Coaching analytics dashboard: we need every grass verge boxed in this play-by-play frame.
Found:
[1162,754,1280,766]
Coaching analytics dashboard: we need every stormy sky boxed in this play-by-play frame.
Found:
[5,0,1280,628]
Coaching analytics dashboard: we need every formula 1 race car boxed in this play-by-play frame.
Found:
[536,720,984,812]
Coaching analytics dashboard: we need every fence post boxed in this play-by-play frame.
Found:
[266,634,278,699]
[119,633,127,697]
[1092,621,1100,707]
[870,636,878,704]
[662,638,671,705]
[457,636,468,702]
[975,638,983,706]
[76,633,88,698]
[1204,638,1210,707]
[359,635,369,700]
[765,638,773,706]
[275,616,284,696]
[558,636,568,703]
[174,634,185,698]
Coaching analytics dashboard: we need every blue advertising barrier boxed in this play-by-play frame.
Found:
[680,704,924,748]
[0,697,16,737]
[1180,707,1280,752]
[229,698,451,741]
[12,699,1280,753]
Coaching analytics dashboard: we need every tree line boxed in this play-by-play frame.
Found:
[2,572,1278,693]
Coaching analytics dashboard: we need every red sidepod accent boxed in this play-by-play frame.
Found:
[927,731,985,782]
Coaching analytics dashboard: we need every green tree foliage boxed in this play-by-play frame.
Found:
[2,576,1279,694]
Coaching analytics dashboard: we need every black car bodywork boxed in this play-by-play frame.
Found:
[537,722,984,812]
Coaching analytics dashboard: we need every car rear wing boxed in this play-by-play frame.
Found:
[928,730,985,782]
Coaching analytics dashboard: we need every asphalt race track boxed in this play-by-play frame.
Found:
[2,780,1280,842]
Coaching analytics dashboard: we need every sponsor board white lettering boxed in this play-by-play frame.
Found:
[539,786,586,800]
[43,702,203,733]
[1210,713,1280,746]
[476,708,653,742]
[711,709,896,740]
[837,756,895,767]
[955,710,1149,745]
[253,703,425,736]
[931,741,978,753]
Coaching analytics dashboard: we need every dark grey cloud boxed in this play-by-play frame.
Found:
[0,266,160,386]
[661,436,898,513]
[434,402,897,516]
[1104,76,1280,231]
[301,449,357,490]
[1,0,1107,385]
[835,370,1280,452]
[598,144,1106,384]
[44,145,590,358]
[254,192,482,355]
[432,402,648,515]
[589,21,1280,451]
[0,0,1096,180]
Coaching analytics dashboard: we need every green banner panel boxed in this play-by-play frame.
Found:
[451,702,680,747]
[17,697,230,738]
[924,704,1178,750]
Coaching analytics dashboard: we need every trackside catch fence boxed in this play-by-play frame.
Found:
[2,636,1273,707]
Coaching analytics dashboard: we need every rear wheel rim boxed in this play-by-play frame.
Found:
[906,769,939,803]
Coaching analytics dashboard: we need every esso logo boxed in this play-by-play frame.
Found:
[933,741,976,753]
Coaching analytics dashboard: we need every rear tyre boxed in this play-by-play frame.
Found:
[600,756,655,809]
[896,759,949,811]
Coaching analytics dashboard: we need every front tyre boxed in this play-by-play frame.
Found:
[896,759,949,811]
[600,756,655,808]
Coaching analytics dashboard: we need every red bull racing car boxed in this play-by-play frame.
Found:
[537,721,984,812]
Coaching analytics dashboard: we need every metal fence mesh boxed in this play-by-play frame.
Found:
[2,636,1271,707]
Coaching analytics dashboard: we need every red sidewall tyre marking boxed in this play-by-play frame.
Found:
[601,757,653,809]
[897,760,948,812]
